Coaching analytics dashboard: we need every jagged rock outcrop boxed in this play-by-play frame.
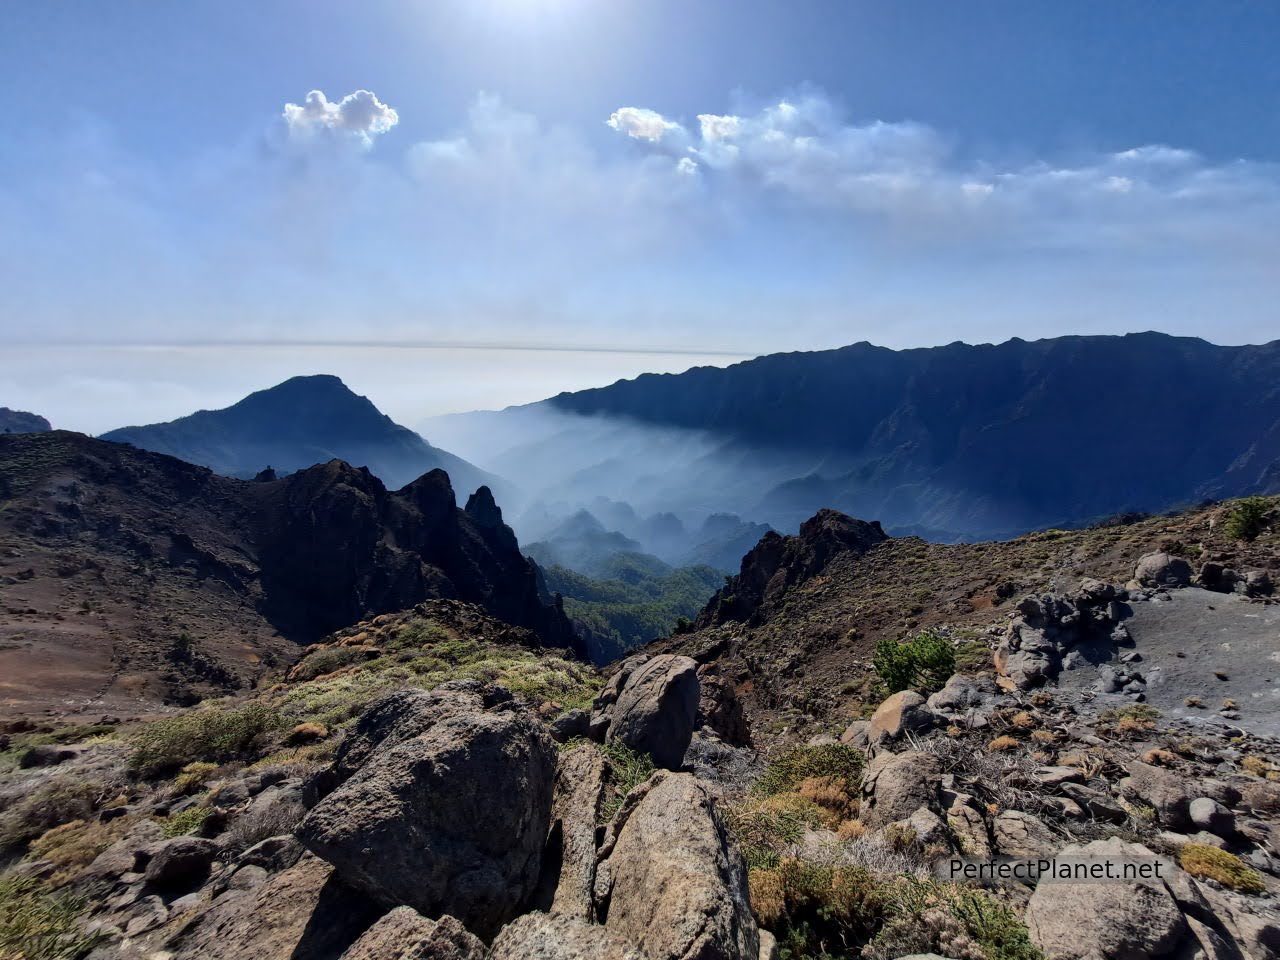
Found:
[593,771,760,960]
[296,685,557,939]
[699,509,887,626]
[995,584,1130,689]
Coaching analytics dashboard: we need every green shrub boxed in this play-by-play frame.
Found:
[130,703,282,777]
[161,806,209,838]
[0,872,103,960]
[867,878,1043,960]
[1223,497,1273,543]
[874,630,956,694]
[599,740,656,823]
[288,647,368,681]
[755,743,865,798]
[749,858,886,958]
[727,794,834,870]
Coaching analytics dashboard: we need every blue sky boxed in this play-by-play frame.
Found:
[3,0,1279,433]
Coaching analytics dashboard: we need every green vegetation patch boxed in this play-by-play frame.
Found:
[754,743,865,798]
[1222,496,1275,543]
[1178,843,1265,894]
[130,702,282,777]
[0,873,103,960]
[873,630,956,695]
[599,739,656,823]
[543,557,723,664]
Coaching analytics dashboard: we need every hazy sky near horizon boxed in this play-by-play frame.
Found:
[3,0,1280,433]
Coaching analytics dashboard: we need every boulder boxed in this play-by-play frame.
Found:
[297,689,557,939]
[18,744,82,768]
[860,751,942,828]
[489,912,642,960]
[1120,761,1194,831]
[539,742,608,920]
[594,771,759,960]
[1188,797,1235,838]
[1245,570,1273,597]
[144,836,219,890]
[1134,552,1192,588]
[869,691,937,742]
[696,665,751,746]
[945,795,992,859]
[549,709,590,744]
[991,810,1057,858]
[167,852,383,960]
[925,675,988,716]
[1025,838,1187,960]
[995,621,1062,689]
[339,908,484,960]
[839,721,871,749]
[604,655,700,770]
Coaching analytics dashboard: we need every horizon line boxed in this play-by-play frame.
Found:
[6,338,760,359]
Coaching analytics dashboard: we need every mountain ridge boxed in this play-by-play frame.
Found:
[101,374,499,503]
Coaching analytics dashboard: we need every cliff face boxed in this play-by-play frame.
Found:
[698,508,888,627]
[0,432,575,712]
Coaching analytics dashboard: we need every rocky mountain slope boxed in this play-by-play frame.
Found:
[1,556,1278,960]
[0,408,51,434]
[0,432,573,717]
[653,496,1280,742]
[101,375,497,502]
[458,333,1280,541]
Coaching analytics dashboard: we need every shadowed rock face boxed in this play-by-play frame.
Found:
[698,508,888,627]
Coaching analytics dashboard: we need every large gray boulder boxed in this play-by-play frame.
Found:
[1134,552,1192,588]
[1120,761,1194,831]
[168,852,383,960]
[296,688,557,940]
[1025,838,1187,960]
[991,810,1057,858]
[540,742,609,920]
[594,771,759,960]
[144,836,219,890]
[339,907,483,960]
[489,912,642,960]
[603,655,700,770]
[860,750,942,828]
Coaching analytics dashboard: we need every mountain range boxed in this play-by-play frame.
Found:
[432,332,1280,541]
[101,374,497,503]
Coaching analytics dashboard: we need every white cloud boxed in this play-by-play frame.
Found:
[604,92,1280,251]
[697,114,741,142]
[606,107,684,144]
[283,89,399,146]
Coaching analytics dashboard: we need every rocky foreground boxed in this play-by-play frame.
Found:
[2,504,1279,959]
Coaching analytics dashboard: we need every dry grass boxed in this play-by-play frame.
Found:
[1178,844,1265,894]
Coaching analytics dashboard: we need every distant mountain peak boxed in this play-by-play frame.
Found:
[0,407,51,434]
[99,375,502,502]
